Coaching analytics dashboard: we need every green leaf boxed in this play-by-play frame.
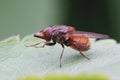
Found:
[0,35,120,80]
[18,74,109,80]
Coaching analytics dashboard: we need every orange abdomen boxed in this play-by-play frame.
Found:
[69,36,90,51]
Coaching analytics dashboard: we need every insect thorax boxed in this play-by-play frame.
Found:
[52,31,66,44]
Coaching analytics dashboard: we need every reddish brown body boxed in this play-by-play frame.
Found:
[69,36,90,51]
[26,25,109,67]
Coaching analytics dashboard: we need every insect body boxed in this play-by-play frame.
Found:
[26,25,109,67]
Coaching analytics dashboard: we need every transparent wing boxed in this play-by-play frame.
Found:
[70,31,109,39]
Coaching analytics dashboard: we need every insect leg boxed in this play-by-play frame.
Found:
[34,42,56,48]
[25,41,56,48]
[25,42,43,47]
[80,51,90,60]
[60,44,65,68]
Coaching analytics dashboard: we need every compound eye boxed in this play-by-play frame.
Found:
[44,27,52,41]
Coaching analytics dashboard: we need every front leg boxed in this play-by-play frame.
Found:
[35,42,56,48]
[43,41,56,47]
[25,41,56,48]
[25,42,43,47]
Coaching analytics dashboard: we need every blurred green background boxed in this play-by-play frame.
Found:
[0,0,120,41]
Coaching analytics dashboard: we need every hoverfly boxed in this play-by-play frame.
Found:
[26,25,109,67]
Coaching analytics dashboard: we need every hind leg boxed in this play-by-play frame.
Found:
[79,51,90,60]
